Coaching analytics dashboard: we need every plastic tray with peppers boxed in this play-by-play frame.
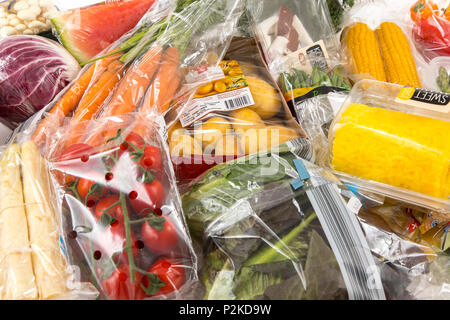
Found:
[48,115,197,300]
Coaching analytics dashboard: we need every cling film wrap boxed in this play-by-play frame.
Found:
[50,0,160,65]
[166,36,307,186]
[0,135,98,300]
[182,140,449,300]
[357,201,450,299]
[0,0,56,38]
[46,113,198,300]
[246,0,353,125]
[182,143,388,300]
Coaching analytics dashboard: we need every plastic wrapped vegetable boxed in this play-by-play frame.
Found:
[325,80,450,212]
[342,22,422,88]
[51,0,157,64]
[166,36,306,186]
[182,141,388,300]
[0,140,97,300]
[47,114,197,300]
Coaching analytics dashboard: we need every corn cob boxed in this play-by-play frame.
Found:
[375,22,421,88]
[344,22,387,82]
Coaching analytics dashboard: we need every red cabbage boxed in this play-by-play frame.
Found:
[0,35,80,127]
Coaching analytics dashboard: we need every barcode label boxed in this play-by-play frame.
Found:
[224,95,251,109]
[286,138,315,162]
[306,184,386,300]
[180,87,255,127]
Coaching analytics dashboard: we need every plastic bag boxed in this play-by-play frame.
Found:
[246,0,352,125]
[166,36,307,186]
[182,141,388,300]
[50,0,159,65]
[356,200,450,300]
[0,0,56,37]
[47,114,198,300]
[0,138,97,300]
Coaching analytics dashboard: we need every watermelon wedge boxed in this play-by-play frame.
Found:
[52,0,156,65]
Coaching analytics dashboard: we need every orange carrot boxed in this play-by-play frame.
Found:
[140,46,180,114]
[32,53,121,146]
[101,45,163,118]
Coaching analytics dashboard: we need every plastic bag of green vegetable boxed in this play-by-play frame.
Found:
[182,140,387,300]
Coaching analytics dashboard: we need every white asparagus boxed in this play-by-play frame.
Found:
[292,15,314,49]
[21,141,69,300]
[0,144,38,300]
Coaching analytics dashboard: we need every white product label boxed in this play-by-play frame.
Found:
[347,196,363,215]
[180,87,255,128]
[54,0,104,10]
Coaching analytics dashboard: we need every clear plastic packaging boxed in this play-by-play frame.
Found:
[0,139,97,300]
[47,114,198,300]
[166,36,307,186]
[182,142,387,300]
[0,0,56,38]
[30,0,173,150]
[0,35,80,129]
[246,0,352,125]
[356,198,450,300]
[50,0,158,65]
[409,0,450,62]
[326,80,450,213]
[339,0,429,89]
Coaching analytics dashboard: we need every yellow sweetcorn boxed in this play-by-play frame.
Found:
[344,22,387,82]
[376,22,422,88]
[331,104,450,199]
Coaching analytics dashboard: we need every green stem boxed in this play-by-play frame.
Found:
[119,191,136,283]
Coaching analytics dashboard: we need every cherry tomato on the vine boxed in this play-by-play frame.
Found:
[146,259,185,297]
[141,216,179,255]
[102,264,147,300]
[140,145,163,173]
[93,222,139,264]
[58,143,96,183]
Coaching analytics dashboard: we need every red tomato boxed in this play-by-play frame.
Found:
[140,145,163,172]
[95,195,127,224]
[77,173,108,205]
[94,223,139,263]
[102,264,147,300]
[141,216,179,254]
[146,259,185,296]
[128,180,166,216]
[58,144,96,183]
